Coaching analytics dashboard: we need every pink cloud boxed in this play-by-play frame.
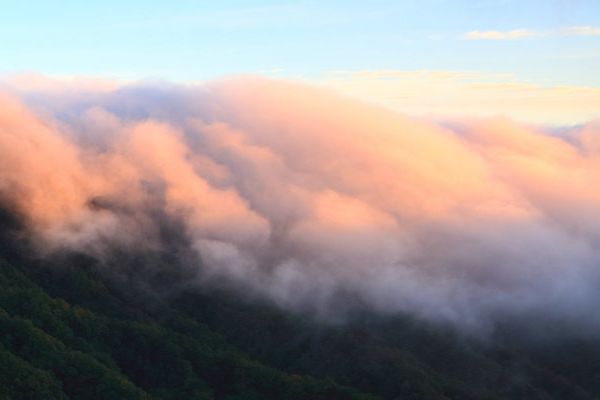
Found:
[1,77,600,332]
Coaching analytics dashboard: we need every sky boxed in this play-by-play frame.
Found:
[1,0,600,123]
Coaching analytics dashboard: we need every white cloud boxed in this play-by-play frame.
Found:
[563,26,600,36]
[464,29,539,40]
[463,26,600,40]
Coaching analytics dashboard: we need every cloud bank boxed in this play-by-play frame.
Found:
[319,70,600,125]
[1,76,600,333]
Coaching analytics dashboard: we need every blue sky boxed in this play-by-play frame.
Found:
[1,0,599,124]
[1,0,599,85]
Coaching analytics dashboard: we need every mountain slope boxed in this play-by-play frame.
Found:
[1,206,600,400]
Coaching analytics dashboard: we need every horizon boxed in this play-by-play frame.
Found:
[1,1,599,124]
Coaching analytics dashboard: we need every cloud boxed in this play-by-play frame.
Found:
[464,29,539,40]
[2,76,600,334]
[563,26,600,36]
[463,26,600,40]
[317,70,600,125]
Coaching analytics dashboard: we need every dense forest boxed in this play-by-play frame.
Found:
[1,205,600,400]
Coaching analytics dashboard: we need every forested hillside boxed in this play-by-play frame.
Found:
[1,206,600,400]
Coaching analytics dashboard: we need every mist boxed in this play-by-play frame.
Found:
[1,76,599,334]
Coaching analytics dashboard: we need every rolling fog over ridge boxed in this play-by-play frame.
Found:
[1,76,599,335]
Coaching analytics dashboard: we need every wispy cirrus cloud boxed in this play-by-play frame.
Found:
[464,29,539,40]
[463,26,600,40]
[563,26,600,36]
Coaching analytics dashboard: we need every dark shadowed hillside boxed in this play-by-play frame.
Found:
[1,205,600,400]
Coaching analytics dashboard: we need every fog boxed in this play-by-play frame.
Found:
[1,76,599,333]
